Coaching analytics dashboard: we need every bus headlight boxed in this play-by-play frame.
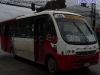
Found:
[66,50,75,55]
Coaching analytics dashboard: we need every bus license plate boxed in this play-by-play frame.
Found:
[84,63,90,67]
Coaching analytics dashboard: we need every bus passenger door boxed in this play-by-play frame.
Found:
[34,18,45,63]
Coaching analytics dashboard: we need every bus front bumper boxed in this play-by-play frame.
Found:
[57,52,99,71]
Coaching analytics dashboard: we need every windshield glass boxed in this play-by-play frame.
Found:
[54,14,97,45]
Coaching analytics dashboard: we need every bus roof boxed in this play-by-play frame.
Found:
[17,10,82,19]
[2,10,83,22]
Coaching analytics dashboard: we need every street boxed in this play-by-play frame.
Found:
[0,49,100,75]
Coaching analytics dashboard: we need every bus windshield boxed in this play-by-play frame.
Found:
[54,14,97,45]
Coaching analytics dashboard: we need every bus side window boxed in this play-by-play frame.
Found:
[1,23,5,35]
[12,21,17,37]
[14,21,20,37]
[8,22,12,36]
[25,17,34,38]
[17,19,26,37]
[5,22,11,36]
[2,22,11,36]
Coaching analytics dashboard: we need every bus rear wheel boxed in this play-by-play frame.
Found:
[11,48,16,58]
[47,57,57,74]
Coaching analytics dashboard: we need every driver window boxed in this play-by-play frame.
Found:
[45,16,57,43]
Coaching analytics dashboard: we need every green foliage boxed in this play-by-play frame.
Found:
[36,0,66,12]
[55,0,66,9]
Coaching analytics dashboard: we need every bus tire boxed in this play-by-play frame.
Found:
[47,57,57,74]
[80,66,89,70]
[11,48,16,58]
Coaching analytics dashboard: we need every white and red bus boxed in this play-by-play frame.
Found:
[1,10,99,73]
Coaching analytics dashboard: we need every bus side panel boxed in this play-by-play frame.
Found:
[43,40,57,64]
[13,37,35,60]
[1,35,6,51]
[1,35,12,52]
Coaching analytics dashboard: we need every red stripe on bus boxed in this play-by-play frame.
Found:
[3,18,16,22]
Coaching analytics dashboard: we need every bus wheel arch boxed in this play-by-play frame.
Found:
[45,54,57,73]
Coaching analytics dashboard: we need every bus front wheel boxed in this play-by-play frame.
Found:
[47,57,57,73]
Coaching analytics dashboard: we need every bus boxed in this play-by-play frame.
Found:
[1,10,99,73]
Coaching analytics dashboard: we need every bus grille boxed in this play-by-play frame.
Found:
[76,50,96,56]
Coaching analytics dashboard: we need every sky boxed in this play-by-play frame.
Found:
[0,0,78,22]
[0,4,34,22]
[0,0,100,22]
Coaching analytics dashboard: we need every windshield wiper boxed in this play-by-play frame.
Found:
[73,22,89,42]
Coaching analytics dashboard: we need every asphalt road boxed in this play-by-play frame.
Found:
[0,49,100,75]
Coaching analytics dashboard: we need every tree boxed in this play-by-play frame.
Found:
[36,0,66,12]
[56,0,66,9]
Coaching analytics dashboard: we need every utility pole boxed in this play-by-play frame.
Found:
[91,2,96,31]
[51,0,56,10]
[31,3,35,11]
[51,0,52,9]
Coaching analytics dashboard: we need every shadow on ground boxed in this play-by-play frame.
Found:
[14,56,98,75]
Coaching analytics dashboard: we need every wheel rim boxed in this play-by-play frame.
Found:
[48,58,57,73]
